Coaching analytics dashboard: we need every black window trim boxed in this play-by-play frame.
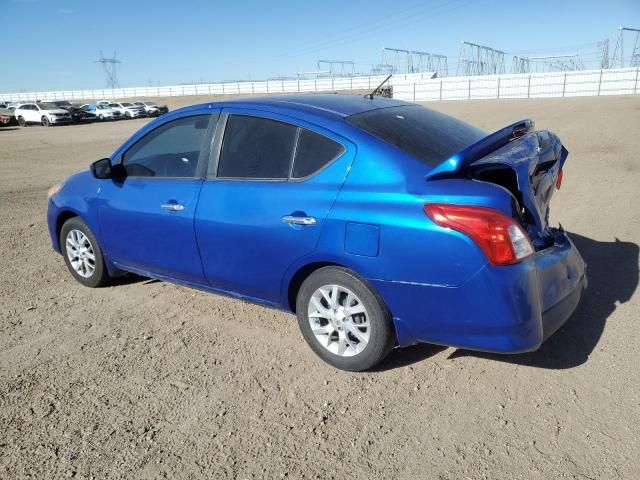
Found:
[115,111,219,180]
[208,110,348,183]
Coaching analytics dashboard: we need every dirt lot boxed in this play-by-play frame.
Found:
[1,95,638,479]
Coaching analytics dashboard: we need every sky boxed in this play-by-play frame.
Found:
[0,0,639,93]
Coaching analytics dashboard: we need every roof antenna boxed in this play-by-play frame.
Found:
[365,74,392,99]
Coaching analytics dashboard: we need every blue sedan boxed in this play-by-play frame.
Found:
[46,95,587,371]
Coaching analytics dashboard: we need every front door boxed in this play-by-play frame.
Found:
[195,110,354,304]
[98,112,217,284]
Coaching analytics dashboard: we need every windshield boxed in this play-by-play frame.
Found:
[121,102,133,107]
[97,105,109,110]
[347,105,486,167]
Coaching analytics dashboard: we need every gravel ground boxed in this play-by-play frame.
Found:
[0,95,638,479]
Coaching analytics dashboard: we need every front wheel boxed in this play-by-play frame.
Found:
[17,116,26,127]
[60,217,110,288]
[41,116,50,127]
[296,267,395,371]
[125,111,131,119]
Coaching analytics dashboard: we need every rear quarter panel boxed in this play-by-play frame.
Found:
[308,138,517,288]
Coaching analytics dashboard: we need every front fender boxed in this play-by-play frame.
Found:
[46,170,104,253]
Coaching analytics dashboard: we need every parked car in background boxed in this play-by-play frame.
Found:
[14,102,72,126]
[0,106,16,126]
[47,101,97,123]
[133,101,169,117]
[81,104,122,121]
[108,102,146,119]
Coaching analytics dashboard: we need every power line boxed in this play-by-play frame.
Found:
[94,51,121,89]
[271,0,477,62]
[612,26,640,68]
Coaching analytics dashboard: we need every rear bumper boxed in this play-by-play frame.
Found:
[371,229,587,352]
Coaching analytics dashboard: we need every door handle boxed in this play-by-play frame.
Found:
[282,215,317,226]
[160,203,185,212]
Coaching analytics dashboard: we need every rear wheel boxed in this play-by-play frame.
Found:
[17,116,26,127]
[60,217,110,288]
[296,267,395,371]
[41,116,50,127]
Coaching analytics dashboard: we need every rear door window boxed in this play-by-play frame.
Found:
[292,129,345,178]
[217,115,297,179]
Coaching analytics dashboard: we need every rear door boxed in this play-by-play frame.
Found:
[25,104,39,123]
[195,109,354,304]
[97,112,218,283]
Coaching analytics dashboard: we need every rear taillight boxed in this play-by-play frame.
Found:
[556,169,563,189]
[424,203,534,265]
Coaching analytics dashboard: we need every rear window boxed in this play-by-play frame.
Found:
[347,105,485,166]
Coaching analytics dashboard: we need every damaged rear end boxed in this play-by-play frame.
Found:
[424,119,588,349]
[426,119,567,248]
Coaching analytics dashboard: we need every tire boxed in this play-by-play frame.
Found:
[125,111,131,119]
[17,116,26,127]
[98,114,104,121]
[59,217,110,288]
[296,266,395,371]
[41,116,50,127]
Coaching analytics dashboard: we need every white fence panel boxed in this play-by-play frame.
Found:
[0,73,392,102]
[250,82,268,94]
[600,68,638,95]
[282,80,298,93]
[470,77,499,99]
[4,70,636,103]
[392,68,640,102]
[236,82,253,94]
[298,80,316,92]
[498,75,530,99]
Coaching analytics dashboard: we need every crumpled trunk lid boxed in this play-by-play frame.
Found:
[425,120,568,248]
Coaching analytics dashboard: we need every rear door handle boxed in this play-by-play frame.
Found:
[160,203,185,212]
[282,215,317,226]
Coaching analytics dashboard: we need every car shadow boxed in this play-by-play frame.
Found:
[372,343,448,372]
[446,232,638,369]
[109,273,150,286]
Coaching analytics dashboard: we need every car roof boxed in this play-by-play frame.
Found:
[182,94,411,121]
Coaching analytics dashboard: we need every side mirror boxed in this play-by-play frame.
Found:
[90,158,112,179]
[90,158,127,180]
